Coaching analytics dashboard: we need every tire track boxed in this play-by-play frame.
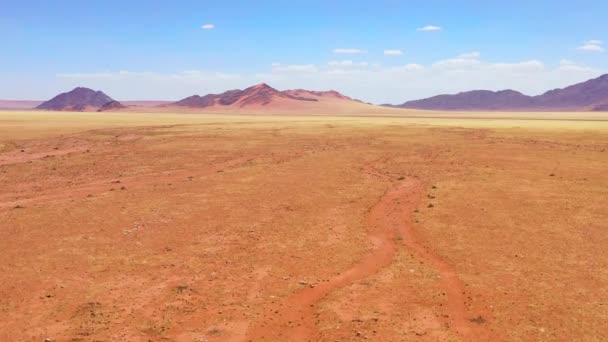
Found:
[366,160,498,341]
[245,159,497,341]
[245,164,417,341]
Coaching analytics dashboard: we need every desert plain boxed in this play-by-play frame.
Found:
[1,110,607,341]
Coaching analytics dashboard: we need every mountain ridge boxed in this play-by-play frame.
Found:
[172,83,325,108]
[391,73,608,111]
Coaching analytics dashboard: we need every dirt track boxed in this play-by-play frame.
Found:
[2,113,608,341]
[247,172,495,341]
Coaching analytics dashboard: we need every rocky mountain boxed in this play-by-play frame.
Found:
[392,74,608,111]
[533,74,608,109]
[395,90,533,111]
[282,89,354,101]
[36,87,120,111]
[173,83,319,108]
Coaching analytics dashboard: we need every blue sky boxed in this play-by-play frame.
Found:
[1,0,607,103]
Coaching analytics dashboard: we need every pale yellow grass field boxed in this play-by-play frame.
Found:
[3,110,608,140]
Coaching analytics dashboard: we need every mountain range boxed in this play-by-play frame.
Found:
[169,83,370,110]
[31,83,366,112]
[172,83,319,108]
[9,73,608,112]
[389,74,608,111]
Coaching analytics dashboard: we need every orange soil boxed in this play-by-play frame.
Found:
[1,114,608,341]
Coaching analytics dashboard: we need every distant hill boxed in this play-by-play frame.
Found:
[282,89,354,101]
[98,101,127,112]
[394,90,533,111]
[36,87,120,111]
[391,74,608,111]
[173,83,319,109]
[534,74,608,110]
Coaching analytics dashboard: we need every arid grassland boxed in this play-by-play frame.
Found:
[1,111,607,341]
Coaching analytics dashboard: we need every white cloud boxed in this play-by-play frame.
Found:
[585,40,602,45]
[333,48,367,54]
[201,24,215,30]
[457,51,480,59]
[384,50,403,56]
[558,59,594,72]
[328,60,369,67]
[578,44,604,52]
[432,57,482,69]
[58,70,241,81]
[577,40,604,52]
[389,64,425,72]
[417,25,441,31]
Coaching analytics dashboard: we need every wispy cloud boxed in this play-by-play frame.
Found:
[577,40,604,52]
[333,48,367,54]
[417,25,441,31]
[585,40,602,45]
[384,50,403,56]
[201,24,215,30]
[271,63,318,73]
[328,60,369,67]
[457,51,480,59]
[389,64,425,72]
[58,70,241,80]
[558,59,595,72]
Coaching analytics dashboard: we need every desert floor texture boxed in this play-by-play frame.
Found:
[1,111,608,341]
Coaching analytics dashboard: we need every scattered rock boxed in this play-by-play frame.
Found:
[208,328,222,336]
[469,315,486,324]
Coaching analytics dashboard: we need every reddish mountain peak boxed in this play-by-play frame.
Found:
[247,83,276,91]
[282,89,353,100]
[315,90,352,100]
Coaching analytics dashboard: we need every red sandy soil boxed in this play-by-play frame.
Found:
[1,114,608,341]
